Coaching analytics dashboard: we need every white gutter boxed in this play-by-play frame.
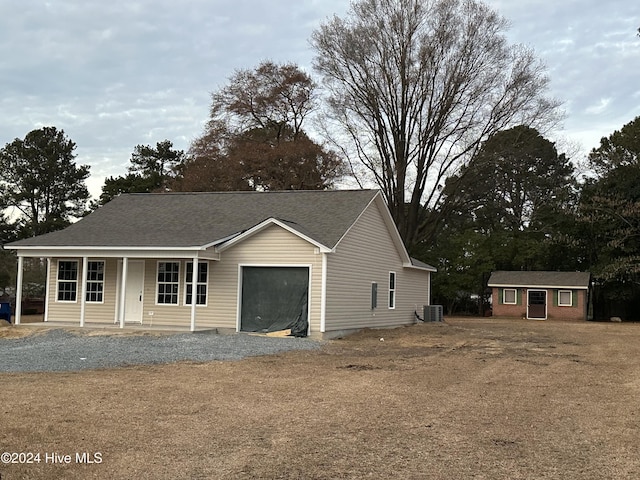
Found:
[488,284,589,290]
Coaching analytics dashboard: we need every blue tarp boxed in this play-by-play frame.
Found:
[0,302,11,323]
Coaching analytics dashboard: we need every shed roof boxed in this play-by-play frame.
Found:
[7,190,380,250]
[488,271,591,289]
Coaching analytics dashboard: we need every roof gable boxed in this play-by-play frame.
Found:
[488,271,591,289]
[7,190,380,251]
[216,217,333,253]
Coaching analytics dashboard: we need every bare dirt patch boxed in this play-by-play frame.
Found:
[0,316,46,339]
[0,316,177,339]
[1,317,640,479]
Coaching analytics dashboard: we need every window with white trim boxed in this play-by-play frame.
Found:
[389,272,396,309]
[185,261,208,306]
[503,288,517,304]
[558,290,573,307]
[57,260,78,302]
[157,262,180,304]
[371,282,378,309]
[86,260,105,303]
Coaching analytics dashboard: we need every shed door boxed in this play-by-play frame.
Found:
[527,290,547,320]
[240,267,309,336]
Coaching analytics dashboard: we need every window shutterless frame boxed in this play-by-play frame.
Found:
[558,289,573,307]
[371,282,378,310]
[85,260,105,303]
[156,261,180,305]
[503,288,517,304]
[57,259,79,302]
[388,271,396,309]
[184,261,208,306]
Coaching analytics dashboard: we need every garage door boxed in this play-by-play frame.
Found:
[240,266,309,336]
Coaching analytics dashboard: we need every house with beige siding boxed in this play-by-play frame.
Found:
[6,190,435,338]
[488,271,591,321]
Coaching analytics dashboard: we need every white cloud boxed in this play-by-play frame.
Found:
[585,98,612,115]
[0,0,638,200]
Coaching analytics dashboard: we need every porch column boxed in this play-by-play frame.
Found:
[80,256,88,327]
[44,258,51,322]
[119,257,128,329]
[190,256,198,332]
[14,256,24,325]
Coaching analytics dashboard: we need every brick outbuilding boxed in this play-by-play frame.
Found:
[488,271,591,321]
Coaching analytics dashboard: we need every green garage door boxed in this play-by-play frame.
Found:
[240,267,309,336]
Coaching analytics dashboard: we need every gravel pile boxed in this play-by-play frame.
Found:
[0,329,323,372]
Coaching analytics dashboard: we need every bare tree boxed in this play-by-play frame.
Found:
[210,61,316,139]
[311,0,562,250]
[178,61,344,192]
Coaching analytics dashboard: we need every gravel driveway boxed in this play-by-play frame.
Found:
[0,329,323,372]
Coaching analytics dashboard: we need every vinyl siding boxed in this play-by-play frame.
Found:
[324,199,430,331]
[121,259,228,328]
[89,259,216,328]
[46,258,119,325]
[46,257,203,327]
[42,225,322,331]
[205,224,322,332]
[85,258,119,324]
[41,205,428,333]
[139,259,189,327]
[46,258,80,322]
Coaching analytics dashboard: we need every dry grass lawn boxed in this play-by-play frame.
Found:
[1,317,639,479]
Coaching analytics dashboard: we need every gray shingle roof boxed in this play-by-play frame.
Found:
[8,190,379,249]
[410,257,437,271]
[488,271,591,289]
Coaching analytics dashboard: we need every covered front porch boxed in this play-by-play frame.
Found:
[12,247,220,332]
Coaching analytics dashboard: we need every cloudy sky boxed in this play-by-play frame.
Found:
[1,0,638,198]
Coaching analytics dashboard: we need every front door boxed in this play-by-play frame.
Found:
[527,290,547,320]
[124,261,144,323]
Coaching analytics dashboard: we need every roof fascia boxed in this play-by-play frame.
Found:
[8,245,220,260]
[216,218,332,253]
[201,232,243,250]
[404,262,437,272]
[333,192,412,264]
[488,283,589,290]
[374,193,412,265]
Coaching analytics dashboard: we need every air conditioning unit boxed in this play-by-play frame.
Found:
[423,305,444,322]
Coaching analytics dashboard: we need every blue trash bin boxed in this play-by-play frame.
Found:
[0,302,11,323]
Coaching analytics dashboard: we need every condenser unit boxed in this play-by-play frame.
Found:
[423,305,444,322]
